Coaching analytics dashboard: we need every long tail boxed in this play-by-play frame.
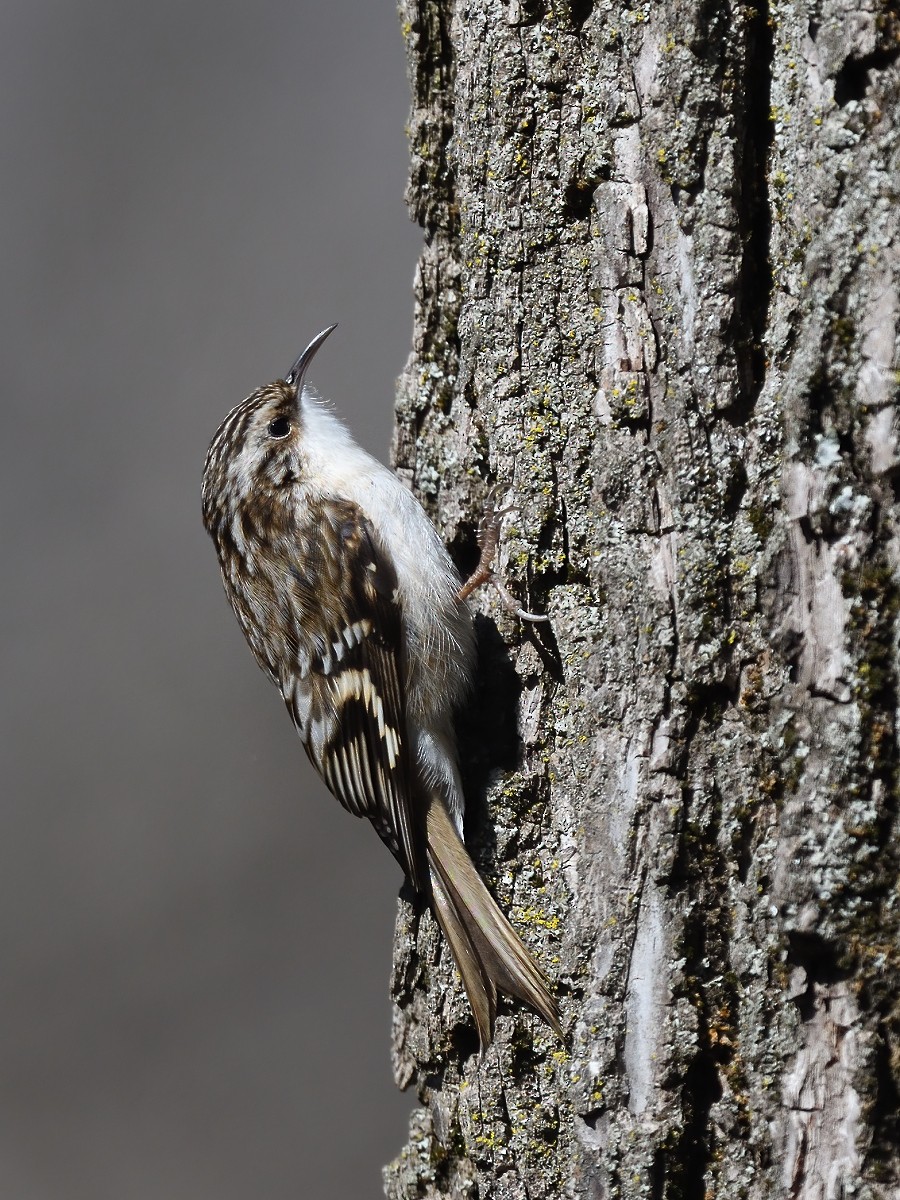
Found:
[426,795,562,1051]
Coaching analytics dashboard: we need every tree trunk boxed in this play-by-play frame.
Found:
[385,1,900,1196]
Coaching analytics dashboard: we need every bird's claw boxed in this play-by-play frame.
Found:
[457,495,550,622]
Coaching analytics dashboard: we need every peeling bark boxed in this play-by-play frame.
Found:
[385,2,900,1197]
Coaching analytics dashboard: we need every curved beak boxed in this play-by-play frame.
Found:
[285,324,338,395]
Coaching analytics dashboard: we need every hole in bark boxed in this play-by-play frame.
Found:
[566,0,593,30]
[518,0,547,24]
[834,41,900,104]
[450,1022,481,1062]
[786,930,850,986]
[835,58,874,103]
[562,178,595,222]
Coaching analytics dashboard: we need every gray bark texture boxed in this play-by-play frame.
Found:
[384,1,900,1197]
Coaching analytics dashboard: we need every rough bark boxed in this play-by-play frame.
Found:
[385,2,900,1197]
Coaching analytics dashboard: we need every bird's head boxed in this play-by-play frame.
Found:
[201,324,337,534]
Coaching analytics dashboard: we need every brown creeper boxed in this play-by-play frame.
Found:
[201,326,561,1050]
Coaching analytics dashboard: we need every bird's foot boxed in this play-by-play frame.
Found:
[457,496,550,623]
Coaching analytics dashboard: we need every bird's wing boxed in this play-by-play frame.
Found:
[282,498,423,891]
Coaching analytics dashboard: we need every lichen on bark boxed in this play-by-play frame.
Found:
[386,2,900,1197]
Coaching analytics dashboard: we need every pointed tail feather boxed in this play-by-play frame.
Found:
[426,795,562,1050]
[429,863,497,1049]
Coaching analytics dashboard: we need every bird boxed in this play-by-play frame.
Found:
[201,325,561,1050]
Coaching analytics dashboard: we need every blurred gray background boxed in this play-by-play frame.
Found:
[1,2,421,1196]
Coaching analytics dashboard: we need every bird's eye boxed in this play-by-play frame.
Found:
[267,416,292,439]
